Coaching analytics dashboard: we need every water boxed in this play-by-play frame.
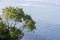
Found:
[21,21,60,40]
[0,0,60,40]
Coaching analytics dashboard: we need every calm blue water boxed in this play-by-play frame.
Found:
[21,6,60,40]
[21,21,60,40]
[0,0,60,40]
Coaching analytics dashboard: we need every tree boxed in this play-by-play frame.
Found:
[0,7,36,40]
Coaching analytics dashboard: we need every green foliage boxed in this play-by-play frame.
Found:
[0,6,36,40]
[0,19,8,39]
[2,7,25,22]
[23,20,36,31]
[0,21,24,40]
[0,19,3,31]
[23,14,32,21]
[9,27,24,40]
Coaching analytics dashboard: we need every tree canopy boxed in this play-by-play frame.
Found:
[0,7,36,40]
